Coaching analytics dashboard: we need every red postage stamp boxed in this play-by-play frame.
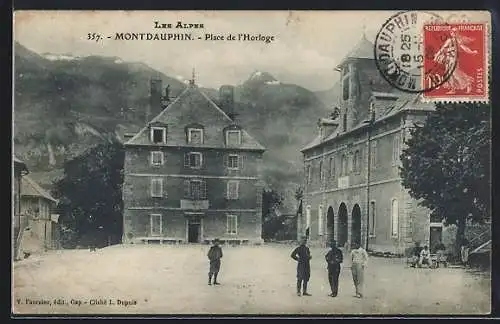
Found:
[423,23,488,102]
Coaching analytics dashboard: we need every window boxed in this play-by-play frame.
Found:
[369,201,376,237]
[318,205,324,235]
[188,128,203,144]
[150,151,164,166]
[226,130,242,146]
[227,214,238,235]
[329,157,335,179]
[341,154,348,176]
[151,127,166,144]
[305,165,311,184]
[342,77,350,101]
[392,135,401,165]
[227,154,239,170]
[306,205,311,228]
[184,152,203,169]
[319,161,323,182]
[226,180,239,200]
[184,179,207,200]
[150,214,162,236]
[371,141,378,168]
[353,150,361,173]
[150,178,163,197]
[348,152,354,173]
[391,199,399,237]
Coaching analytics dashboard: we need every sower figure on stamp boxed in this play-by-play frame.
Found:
[350,242,368,298]
[325,240,343,297]
[208,238,223,285]
[291,236,312,296]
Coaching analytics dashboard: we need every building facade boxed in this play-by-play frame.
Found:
[300,36,438,254]
[13,156,29,259]
[20,176,59,250]
[122,78,266,244]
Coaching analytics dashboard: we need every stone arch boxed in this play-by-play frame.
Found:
[351,204,362,248]
[326,206,335,244]
[337,203,348,247]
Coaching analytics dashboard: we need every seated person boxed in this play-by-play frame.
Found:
[409,242,423,267]
[434,242,447,266]
[418,245,431,267]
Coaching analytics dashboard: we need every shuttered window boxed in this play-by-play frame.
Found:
[226,215,238,235]
[151,151,164,166]
[184,152,203,169]
[184,179,207,200]
[226,180,239,200]
[150,178,163,197]
[224,153,244,170]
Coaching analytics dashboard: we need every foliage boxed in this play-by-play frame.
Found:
[400,102,490,250]
[261,189,286,241]
[52,142,125,248]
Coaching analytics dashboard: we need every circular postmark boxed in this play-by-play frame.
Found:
[374,11,457,93]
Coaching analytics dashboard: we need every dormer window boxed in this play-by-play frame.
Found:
[150,127,166,144]
[188,128,204,144]
[226,130,242,146]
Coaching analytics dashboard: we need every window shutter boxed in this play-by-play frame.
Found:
[225,181,229,199]
[223,154,229,168]
[240,155,245,170]
[183,180,190,199]
[184,153,190,167]
[202,180,207,199]
[235,181,239,199]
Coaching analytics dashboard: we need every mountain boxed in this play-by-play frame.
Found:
[315,80,341,108]
[13,43,329,211]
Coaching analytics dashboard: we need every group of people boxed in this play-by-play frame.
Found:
[409,241,449,268]
[291,236,368,298]
[206,236,368,298]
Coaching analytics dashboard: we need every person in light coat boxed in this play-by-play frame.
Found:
[350,242,368,298]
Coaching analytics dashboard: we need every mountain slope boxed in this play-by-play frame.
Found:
[14,43,329,211]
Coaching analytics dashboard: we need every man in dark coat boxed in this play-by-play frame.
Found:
[325,240,343,297]
[291,236,312,296]
[207,238,223,285]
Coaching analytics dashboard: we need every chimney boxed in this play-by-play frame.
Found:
[161,85,171,108]
[318,117,339,140]
[219,85,235,120]
[147,77,163,124]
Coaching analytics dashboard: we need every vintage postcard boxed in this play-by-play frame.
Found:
[12,10,492,316]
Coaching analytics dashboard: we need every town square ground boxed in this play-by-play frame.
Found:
[12,244,490,315]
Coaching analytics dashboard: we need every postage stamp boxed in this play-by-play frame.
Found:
[422,23,489,102]
[12,10,492,317]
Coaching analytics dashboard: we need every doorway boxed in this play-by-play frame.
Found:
[429,226,443,253]
[351,204,362,248]
[337,203,348,247]
[326,206,335,244]
[187,218,201,243]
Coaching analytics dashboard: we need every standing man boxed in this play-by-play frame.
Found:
[325,240,343,297]
[208,238,223,285]
[291,236,312,296]
[350,242,368,298]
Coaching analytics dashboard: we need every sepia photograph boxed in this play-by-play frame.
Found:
[12,10,492,315]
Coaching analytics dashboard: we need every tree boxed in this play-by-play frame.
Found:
[400,102,490,254]
[52,141,125,248]
[261,189,284,241]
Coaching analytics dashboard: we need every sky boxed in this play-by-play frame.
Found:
[13,10,489,91]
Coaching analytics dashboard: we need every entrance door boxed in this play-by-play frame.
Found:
[188,221,200,243]
[337,203,348,247]
[429,226,443,253]
[351,204,362,248]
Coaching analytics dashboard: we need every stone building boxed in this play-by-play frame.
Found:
[13,156,29,259]
[20,176,59,250]
[299,36,439,254]
[122,76,266,244]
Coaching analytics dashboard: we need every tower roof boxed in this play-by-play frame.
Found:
[336,35,374,69]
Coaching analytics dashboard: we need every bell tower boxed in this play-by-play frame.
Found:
[336,34,389,132]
